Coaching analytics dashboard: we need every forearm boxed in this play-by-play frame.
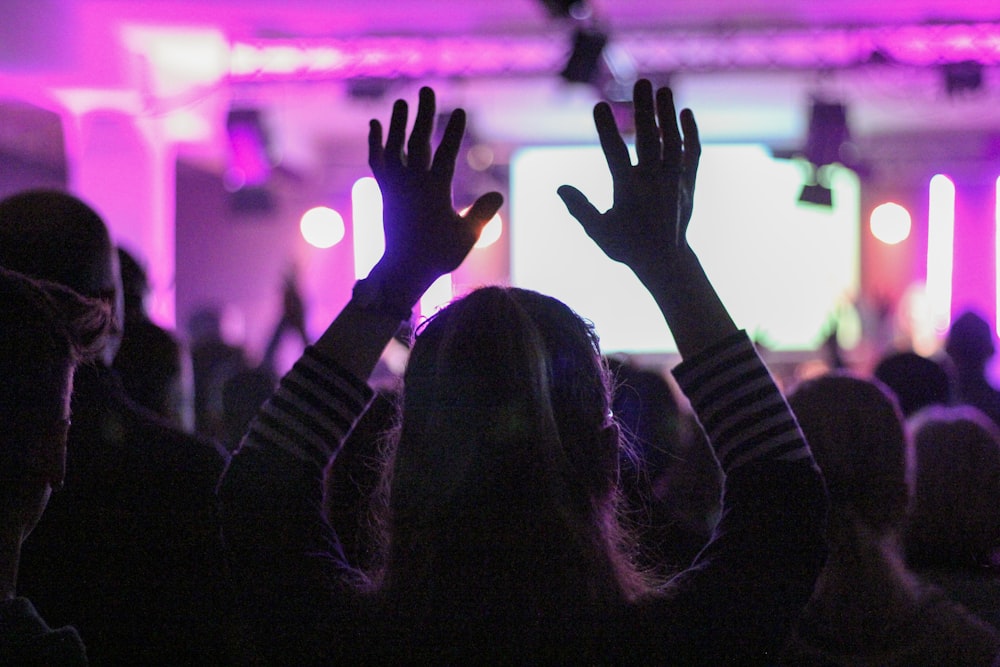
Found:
[312,261,429,382]
[633,246,738,360]
[219,347,374,568]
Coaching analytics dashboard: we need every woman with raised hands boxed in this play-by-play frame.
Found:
[218,80,827,665]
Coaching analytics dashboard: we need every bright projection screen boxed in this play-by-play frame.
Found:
[510,144,860,353]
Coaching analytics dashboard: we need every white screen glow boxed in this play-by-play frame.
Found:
[510,144,861,353]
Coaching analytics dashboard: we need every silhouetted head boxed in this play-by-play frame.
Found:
[904,405,1000,568]
[0,189,123,365]
[117,247,149,317]
[187,307,223,345]
[945,311,995,370]
[383,286,637,611]
[873,351,953,417]
[788,372,908,532]
[0,266,112,536]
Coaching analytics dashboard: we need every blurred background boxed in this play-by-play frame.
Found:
[1,0,998,374]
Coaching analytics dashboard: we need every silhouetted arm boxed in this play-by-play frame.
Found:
[218,86,502,662]
[557,80,734,359]
[313,86,502,382]
[560,79,827,664]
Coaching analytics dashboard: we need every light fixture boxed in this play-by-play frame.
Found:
[797,99,854,207]
[560,27,608,84]
[225,107,275,214]
[943,61,984,96]
[799,181,833,207]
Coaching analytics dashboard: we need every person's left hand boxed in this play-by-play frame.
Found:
[368,86,503,294]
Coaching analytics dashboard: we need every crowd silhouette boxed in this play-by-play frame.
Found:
[1,78,999,666]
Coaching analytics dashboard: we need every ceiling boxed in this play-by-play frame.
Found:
[1,1,999,179]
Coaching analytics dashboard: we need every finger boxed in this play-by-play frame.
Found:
[681,109,701,176]
[463,191,504,235]
[384,98,409,169]
[557,185,602,230]
[430,107,466,184]
[678,108,701,243]
[593,103,631,182]
[657,87,682,164]
[367,119,385,176]
[407,86,436,171]
[680,108,701,193]
[633,79,659,166]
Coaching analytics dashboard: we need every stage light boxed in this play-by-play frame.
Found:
[870,202,912,245]
[352,177,384,280]
[225,107,275,214]
[995,176,1000,337]
[300,206,345,249]
[539,0,591,19]
[927,174,955,333]
[799,182,833,207]
[420,274,455,320]
[560,27,608,84]
[797,100,855,208]
[802,100,852,168]
[943,61,984,96]
[475,214,503,249]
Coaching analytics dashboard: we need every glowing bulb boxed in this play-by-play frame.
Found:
[475,213,503,248]
[300,206,345,248]
[459,206,503,249]
[870,202,911,245]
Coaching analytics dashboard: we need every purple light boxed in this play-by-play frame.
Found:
[927,174,956,334]
[229,22,1000,81]
[995,176,1000,337]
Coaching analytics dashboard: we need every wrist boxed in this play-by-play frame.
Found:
[355,260,444,319]
[631,246,699,291]
[352,268,418,322]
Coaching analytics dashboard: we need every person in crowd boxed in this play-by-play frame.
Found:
[781,372,1000,665]
[0,267,112,665]
[873,349,953,418]
[188,305,252,442]
[219,80,827,664]
[0,189,229,664]
[904,405,1000,630]
[113,247,195,432]
[946,310,1000,428]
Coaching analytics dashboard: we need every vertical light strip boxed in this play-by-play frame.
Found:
[419,274,455,320]
[995,175,1000,337]
[927,174,956,333]
[351,177,383,280]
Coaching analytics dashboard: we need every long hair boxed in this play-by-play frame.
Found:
[376,287,649,620]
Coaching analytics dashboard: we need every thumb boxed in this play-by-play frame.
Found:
[463,191,504,234]
[557,185,601,229]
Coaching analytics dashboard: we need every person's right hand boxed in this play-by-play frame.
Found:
[557,79,700,283]
[368,86,503,297]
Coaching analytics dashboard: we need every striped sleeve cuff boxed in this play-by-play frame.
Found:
[672,331,811,473]
[240,347,375,469]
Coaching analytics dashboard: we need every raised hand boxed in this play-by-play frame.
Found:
[368,86,503,294]
[557,79,700,282]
